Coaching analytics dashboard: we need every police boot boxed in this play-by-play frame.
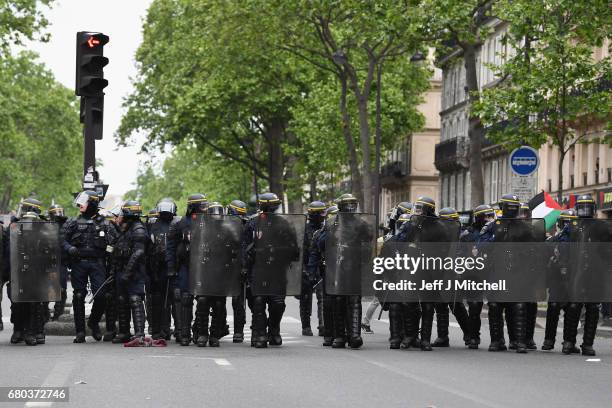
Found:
[451,302,470,346]
[10,303,24,343]
[511,303,528,353]
[506,304,517,350]
[542,302,560,350]
[467,301,483,349]
[180,293,193,346]
[561,303,581,354]
[73,292,87,343]
[251,297,268,348]
[267,298,285,346]
[145,293,153,335]
[103,291,117,342]
[420,303,434,351]
[581,303,599,356]
[24,303,39,346]
[195,297,210,347]
[487,303,507,351]
[331,296,347,348]
[346,296,362,349]
[172,289,183,343]
[35,303,46,344]
[88,295,105,342]
[112,296,132,344]
[130,295,146,343]
[432,303,449,347]
[211,298,228,347]
[300,289,313,336]
[52,289,67,321]
[388,303,402,349]
[316,288,324,336]
[150,292,163,340]
[400,303,418,349]
[322,294,334,346]
[232,296,245,343]
[525,302,537,350]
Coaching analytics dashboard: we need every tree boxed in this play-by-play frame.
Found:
[124,143,252,215]
[424,0,499,207]
[0,0,53,50]
[0,52,82,212]
[266,0,427,212]
[475,0,611,202]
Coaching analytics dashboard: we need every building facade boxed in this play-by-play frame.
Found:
[380,62,441,217]
[435,21,611,216]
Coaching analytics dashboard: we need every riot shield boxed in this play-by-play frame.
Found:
[324,213,376,296]
[568,219,612,302]
[10,220,61,302]
[189,214,243,297]
[488,218,546,302]
[250,213,305,296]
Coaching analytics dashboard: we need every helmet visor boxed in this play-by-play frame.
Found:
[157,201,176,214]
[74,192,90,208]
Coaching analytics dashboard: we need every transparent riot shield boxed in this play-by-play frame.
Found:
[324,213,376,296]
[189,214,243,297]
[10,220,61,302]
[488,218,547,302]
[250,214,305,296]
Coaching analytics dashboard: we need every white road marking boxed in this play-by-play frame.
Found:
[213,358,231,366]
[378,319,460,328]
[586,358,601,362]
[24,361,75,408]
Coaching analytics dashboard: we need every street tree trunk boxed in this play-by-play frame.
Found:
[557,149,565,204]
[266,118,286,201]
[464,44,485,206]
[339,76,364,204]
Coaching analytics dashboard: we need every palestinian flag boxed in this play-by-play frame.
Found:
[529,191,562,230]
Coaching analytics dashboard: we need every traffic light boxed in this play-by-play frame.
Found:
[75,31,109,97]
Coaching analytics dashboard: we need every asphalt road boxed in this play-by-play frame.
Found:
[1,288,612,408]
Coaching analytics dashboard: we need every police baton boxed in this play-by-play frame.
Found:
[88,275,114,304]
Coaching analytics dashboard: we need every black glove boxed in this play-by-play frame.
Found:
[68,246,79,258]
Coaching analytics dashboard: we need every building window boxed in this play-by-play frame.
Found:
[608,168,611,182]
[570,174,575,189]
[583,172,588,186]
[548,179,552,193]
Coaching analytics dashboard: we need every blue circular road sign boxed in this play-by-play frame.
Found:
[510,146,539,176]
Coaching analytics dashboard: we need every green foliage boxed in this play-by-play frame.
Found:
[123,144,252,215]
[475,0,611,151]
[0,51,82,213]
[0,0,53,50]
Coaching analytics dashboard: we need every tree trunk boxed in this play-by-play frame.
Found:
[356,94,373,212]
[308,175,317,203]
[464,44,485,206]
[339,76,363,204]
[266,118,286,201]
[557,150,565,204]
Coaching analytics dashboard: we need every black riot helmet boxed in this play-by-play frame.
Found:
[74,190,100,217]
[473,204,496,229]
[413,196,436,217]
[396,213,411,229]
[557,209,577,230]
[325,204,339,219]
[227,199,247,216]
[518,202,532,219]
[337,193,358,213]
[207,202,225,215]
[307,201,326,224]
[156,198,177,216]
[499,194,520,218]
[186,193,208,216]
[17,197,43,218]
[439,207,459,221]
[396,202,412,217]
[121,200,143,220]
[257,192,282,213]
[575,194,596,219]
[48,204,65,221]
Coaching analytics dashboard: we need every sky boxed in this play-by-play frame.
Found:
[25,0,155,198]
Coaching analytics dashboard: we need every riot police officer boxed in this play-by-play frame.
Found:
[433,207,470,347]
[384,202,413,239]
[148,199,177,340]
[461,204,496,349]
[542,209,576,351]
[227,199,249,343]
[63,191,115,343]
[300,201,326,336]
[111,201,148,344]
[242,192,294,348]
[166,193,208,345]
[563,194,601,356]
[48,204,68,321]
[7,198,50,346]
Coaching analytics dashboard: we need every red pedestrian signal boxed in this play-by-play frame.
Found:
[75,31,109,97]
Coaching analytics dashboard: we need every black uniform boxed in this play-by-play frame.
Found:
[299,218,324,336]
